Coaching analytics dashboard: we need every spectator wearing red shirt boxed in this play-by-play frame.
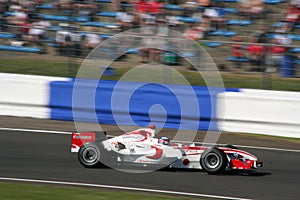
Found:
[280,3,300,32]
[134,0,149,13]
[247,44,264,64]
[148,0,162,15]
[18,20,31,35]
[230,37,247,68]
[246,36,265,70]
[284,4,300,23]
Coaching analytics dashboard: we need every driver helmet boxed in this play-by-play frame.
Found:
[148,124,156,129]
[158,136,170,145]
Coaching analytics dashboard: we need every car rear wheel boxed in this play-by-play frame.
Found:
[78,143,104,168]
[200,147,228,175]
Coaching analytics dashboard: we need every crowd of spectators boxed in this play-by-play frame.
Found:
[0,0,299,72]
[229,0,300,72]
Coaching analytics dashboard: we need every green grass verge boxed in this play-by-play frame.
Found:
[0,182,192,200]
[0,57,72,77]
[1,57,299,91]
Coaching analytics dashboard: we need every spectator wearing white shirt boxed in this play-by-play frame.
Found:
[116,9,135,31]
[166,12,181,31]
[84,31,102,49]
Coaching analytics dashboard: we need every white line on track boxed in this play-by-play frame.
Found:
[0,127,71,135]
[1,127,299,153]
[0,177,252,200]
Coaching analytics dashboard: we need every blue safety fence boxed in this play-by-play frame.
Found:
[49,79,239,130]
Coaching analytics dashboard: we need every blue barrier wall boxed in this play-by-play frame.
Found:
[49,79,239,130]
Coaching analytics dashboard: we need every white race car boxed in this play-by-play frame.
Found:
[71,125,263,174]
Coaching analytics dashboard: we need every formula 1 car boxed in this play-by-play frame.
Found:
[71,125,263,174]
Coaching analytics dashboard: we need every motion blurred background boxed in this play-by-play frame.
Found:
[0,0,300,91]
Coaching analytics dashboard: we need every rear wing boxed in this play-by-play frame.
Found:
[71,131,107,153]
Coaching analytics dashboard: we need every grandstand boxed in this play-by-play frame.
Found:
[0,0,299,84]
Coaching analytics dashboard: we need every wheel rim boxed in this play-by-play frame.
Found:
[205,153,220,169]
[82,147,99,164]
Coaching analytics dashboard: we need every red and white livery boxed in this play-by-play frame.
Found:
[71,125,263,174]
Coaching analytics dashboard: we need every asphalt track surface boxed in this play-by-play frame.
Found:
[0,129,299,200]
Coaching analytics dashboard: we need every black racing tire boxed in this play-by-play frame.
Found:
[200,147,228,175]
[78,142,104,168]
